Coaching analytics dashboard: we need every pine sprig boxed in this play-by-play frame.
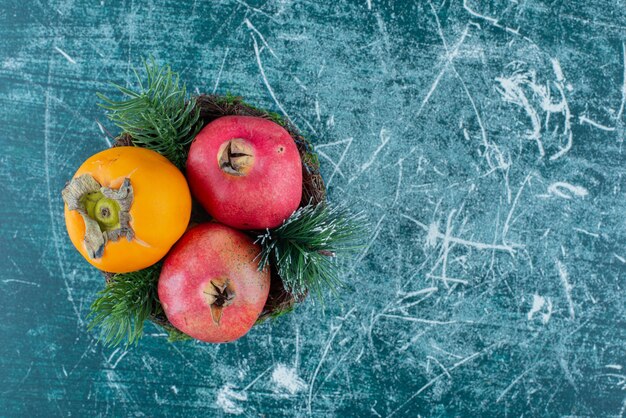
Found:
[97,58,201,169]
[256,203,366,298]
[87,264,162,347]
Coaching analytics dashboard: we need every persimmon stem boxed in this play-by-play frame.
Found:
[62,174,134,260]
[94,197,121,229]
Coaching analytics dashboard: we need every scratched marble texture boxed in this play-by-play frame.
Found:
[1,0,625,416]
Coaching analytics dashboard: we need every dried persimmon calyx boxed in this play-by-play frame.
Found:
[61,174,134,259]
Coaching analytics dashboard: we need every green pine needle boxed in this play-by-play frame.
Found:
[256,203,366,299]
[97,58,201,169]
[87,264,162,347]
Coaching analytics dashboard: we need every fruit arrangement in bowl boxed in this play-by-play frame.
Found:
[62,59,364,346]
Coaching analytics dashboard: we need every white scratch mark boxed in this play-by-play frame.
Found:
[427,356,451,378]
[170,344,203,376]
[313,343,358,399]
[402,213,521,253]
[235,0,278,22]
[294,323,301,370]
[398,287,438,299]
[460,68,508,171]
[271,363,307,394]
[241,366,272,392]
[317,61,325,78]
[617,42,626,121]
[53,46,76,64]
[392,159,403,207]
[463,0,535,43]
[105,370,134,404]
[388,341,502,416]
[527,294,553,324]
[107,348,128,369]
[106,348,120,365]
[141,356,154,372]
[559,356,578,390]
[579,115,616,131]
[496,70,544,156]
[496,60,573,160]
[245,18,279,60]
[300,116,318,135]
[307,307,355,416]
[547,182,588,200]
[2,279,40,287]
[294,76,308,91]
[463,0,499,26]
[431,343,463,359]
[95,120,113,147]
[213,47,230,94]
[392,287,439,312]
[614,253,626,263]
[573,228,599,238]
[216,384,247,415]
[380,314,461,325]
[314,98,321,122]
[560,13,626,32]
[551,58,565,82]
[111,351,128,369]
[548,60,573,160]
[434,209,459,288]
[69,340,96,376]
[315,137,353,188]
[496,364,538,403]
[20,362,34,384]
[556,259,575,320]
[251,33,295,127]
[350,215,385,273]
[326,114,334,128]
[429,3,508,173]
[426,221,440,248]
[360,127,391,172]
[427,274,469,285]
[503,173,532,241]
[416,26,470,118]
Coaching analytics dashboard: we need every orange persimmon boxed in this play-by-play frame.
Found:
[62,146,191,273]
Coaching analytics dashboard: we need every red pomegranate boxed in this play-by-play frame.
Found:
[158,223,270,343]
[186,115,302,230]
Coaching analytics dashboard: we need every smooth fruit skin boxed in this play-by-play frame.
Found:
[158,223,270,343]
[186,115,303,230]
[64,147,191,273]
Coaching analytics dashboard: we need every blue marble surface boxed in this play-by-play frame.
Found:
[1,0,625,416]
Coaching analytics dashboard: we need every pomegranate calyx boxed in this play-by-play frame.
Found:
[203,278,236,324]
[218,138,254,176]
